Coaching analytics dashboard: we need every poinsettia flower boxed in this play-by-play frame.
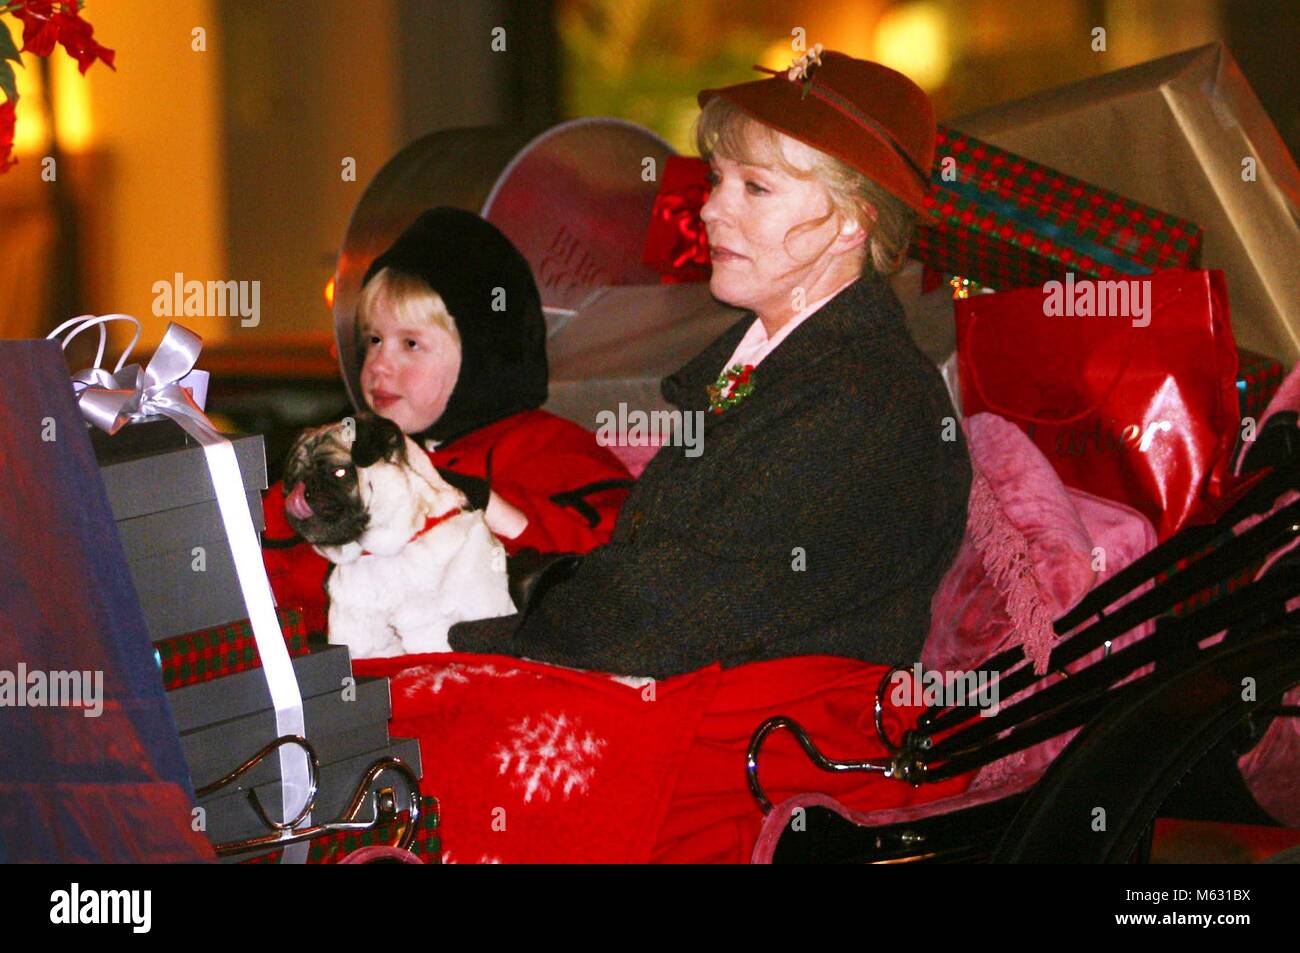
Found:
[12,1,114,73]
[0,98,17,172]
[51,8,115,73]
[13,0,59,57]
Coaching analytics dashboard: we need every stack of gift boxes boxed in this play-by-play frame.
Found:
[911,123,1285,454]
[908,53,1291,503]
[91,420,435,862]
[899,44,1300,610]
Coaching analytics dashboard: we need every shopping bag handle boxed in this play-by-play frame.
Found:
[47,314,142,375]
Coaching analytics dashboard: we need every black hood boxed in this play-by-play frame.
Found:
[360,207,548,446]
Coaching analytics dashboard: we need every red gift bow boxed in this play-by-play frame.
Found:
[643,157,712,284]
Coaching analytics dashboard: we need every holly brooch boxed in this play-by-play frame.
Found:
[707,363,756,414]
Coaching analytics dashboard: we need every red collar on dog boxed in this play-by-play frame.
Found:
[359,508,464,557]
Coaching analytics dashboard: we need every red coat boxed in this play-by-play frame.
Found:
[261,409,632,635]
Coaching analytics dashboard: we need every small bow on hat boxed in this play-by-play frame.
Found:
[754,42,825,99]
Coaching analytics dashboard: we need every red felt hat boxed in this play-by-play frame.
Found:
[697,49,936,216]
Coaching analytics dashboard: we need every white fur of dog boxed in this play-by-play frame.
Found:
[292,424,516,658]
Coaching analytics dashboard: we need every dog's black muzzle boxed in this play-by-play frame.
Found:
[284,467,369,547]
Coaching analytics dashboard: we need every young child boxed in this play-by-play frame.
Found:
[262,208,633,636]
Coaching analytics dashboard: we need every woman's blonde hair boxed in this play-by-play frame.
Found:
[694,96,916,278]
[356,267,461,344]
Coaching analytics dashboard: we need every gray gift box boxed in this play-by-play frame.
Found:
[126,518,268,640]
[204,737,424,857]
[115,489,264,563]
[164,643,352,734]
[180,676,391,793]
[91,422,272,640]
[92,423,267,522]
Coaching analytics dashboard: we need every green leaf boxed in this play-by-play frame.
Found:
[0,17,20,65]
[0,60,16,107]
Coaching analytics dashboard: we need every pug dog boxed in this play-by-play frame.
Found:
[281,412,516,658]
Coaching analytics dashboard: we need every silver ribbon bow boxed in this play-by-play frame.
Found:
[71,322,212,439]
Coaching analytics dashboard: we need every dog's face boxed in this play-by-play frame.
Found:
[282,412,409,548]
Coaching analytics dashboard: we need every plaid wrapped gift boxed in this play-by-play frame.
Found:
[911,126,1202,290]
[241,796,440,864]
[1237,348,1285,423]
[155,606,310,690]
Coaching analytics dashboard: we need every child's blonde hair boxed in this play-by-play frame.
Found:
[694,96,916,279]
[356,267,461,344]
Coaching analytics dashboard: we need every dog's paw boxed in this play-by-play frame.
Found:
[328,604,404,659]
[397,620,455,655]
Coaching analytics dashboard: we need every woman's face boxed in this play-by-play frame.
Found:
[359,297,462,435]
[700,132,861,320]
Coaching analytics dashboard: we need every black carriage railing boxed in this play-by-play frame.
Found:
[748,452,1300,810]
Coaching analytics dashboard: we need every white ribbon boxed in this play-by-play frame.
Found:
[48,316,312,853]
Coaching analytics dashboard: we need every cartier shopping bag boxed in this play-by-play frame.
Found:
[956,270,1241,540]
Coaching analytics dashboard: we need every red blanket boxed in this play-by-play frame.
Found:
[353,653,976,863]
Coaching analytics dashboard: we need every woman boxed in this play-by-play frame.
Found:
[449,50,971,677]
[354,51,976,864]
[262,209,633,635]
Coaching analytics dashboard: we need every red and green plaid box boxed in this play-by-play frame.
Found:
[1230,348,1286,478]
[240,796,441,864]
[1237,348,1285,423]
[911,126,1202,290]
[154,606,311,691]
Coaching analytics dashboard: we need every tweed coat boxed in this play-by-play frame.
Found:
[449,274,971,677]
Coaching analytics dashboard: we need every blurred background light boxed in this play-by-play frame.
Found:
[12,53,50,155]
[871,2,951,91]
[52,51,95,152]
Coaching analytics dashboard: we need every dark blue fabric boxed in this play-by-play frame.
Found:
[0,340,209,862]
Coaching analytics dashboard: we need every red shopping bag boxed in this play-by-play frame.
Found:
[957,269,1240,540]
